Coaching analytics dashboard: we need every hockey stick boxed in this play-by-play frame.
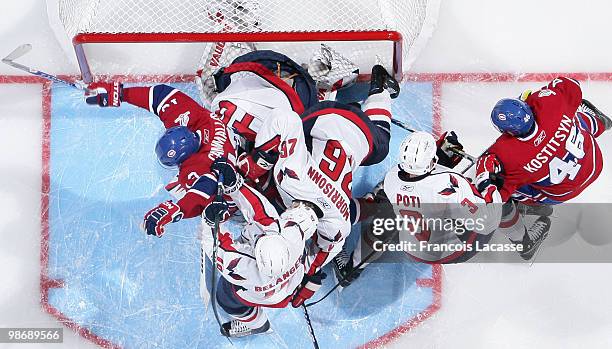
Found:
[305,246,380,308]
[210,174,232,344]
[2,44,93,93]
[390,118,478,174]
[301,304,320,349]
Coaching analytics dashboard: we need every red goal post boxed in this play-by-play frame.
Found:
[46,0,440,83]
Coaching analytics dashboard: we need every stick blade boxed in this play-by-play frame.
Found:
[2,44,32,62]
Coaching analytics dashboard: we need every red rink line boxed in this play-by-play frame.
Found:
[2,71,612,349]
[0,76,123,349]
[359,264,443,349]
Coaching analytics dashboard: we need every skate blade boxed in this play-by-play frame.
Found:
[226,327,274,339]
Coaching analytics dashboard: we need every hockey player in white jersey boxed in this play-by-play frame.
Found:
[196,165,321,337]
[203,50,318,152]
[235,65,399,304]
[201,197,320,337]
[333,131,505,286]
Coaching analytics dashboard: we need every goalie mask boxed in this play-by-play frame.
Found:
[398,131,437,175]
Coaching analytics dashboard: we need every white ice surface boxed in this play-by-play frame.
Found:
[1,0,612,348]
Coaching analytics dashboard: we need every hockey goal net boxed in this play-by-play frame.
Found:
[46,0,440,83]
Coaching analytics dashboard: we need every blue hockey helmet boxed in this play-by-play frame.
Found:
[155,126,200,168]
[490,98,535,137]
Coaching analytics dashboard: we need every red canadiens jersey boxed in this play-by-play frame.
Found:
[123,85,235,218]
[488,77,603,203]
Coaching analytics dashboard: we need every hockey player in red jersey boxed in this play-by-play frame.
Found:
[475,76,611,259]
[85,82,277,235]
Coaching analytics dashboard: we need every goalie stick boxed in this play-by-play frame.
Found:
[390,118,477,174]
[2,44,93,93]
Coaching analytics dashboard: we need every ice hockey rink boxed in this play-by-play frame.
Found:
[1,0,612,348]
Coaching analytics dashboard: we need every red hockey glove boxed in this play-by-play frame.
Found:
[142,201,183,237]
[436,131,464,168]
[86,81,123,107]
[475,154,502,202]
[237,150,278,182]
[291,271,326,308]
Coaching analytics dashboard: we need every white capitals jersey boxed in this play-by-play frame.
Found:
[255,108,353,275]
[210,67,306,151]
[201,182,305,306]
[208,220,307,306]
[250,92,392,274]
[382,165,502,263]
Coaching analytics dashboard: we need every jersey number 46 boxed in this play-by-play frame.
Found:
[549,122,585,185]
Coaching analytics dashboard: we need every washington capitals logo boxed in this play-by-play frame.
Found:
[227,257,245,281]
[439,174,460,196]
[277,167,300,185]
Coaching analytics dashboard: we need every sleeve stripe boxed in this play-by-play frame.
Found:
[148,87,154,113]
[188,188,211,199]
[203,173,218,182]
[156,89,179,115]
[191,175,217,198]
[364,108,392,118]
[240,185,277,226]
[149,84,178,115]
[567,77,580,86]
[369,114,392,123]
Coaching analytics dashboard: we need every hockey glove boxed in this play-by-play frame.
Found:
[362,180,385,203]
[142,201,183,237]
[475,154,502,202]
[211,157,243,194]
[86,82,123,107]
[369,65,400,99]
[291,271,326,308]
[237,149,279,182]
[436,131,464,168]
[203,197,230,227]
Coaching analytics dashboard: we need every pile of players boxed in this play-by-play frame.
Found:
[85,49,611,338]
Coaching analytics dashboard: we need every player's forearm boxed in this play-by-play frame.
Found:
[121,86,152,110]
[177,192,209,219]
[227,184,278,228]
[122,84,206,129]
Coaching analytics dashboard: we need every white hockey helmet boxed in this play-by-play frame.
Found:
[254,202,319,278]
[398,131,438,175]
[254,234,291,278]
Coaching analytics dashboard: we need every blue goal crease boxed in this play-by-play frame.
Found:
[46,81,435,349]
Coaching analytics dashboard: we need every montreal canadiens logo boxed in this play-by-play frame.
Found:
[167,149,176,158]
[498,113,506,121]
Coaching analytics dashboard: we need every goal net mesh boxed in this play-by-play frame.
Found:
[48,0,439,75]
